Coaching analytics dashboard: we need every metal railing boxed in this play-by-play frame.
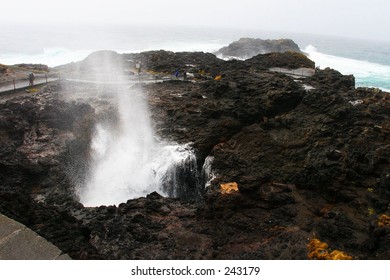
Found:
[0,73,60,93]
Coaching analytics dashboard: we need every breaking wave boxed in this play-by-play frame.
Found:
[304,45,390,91]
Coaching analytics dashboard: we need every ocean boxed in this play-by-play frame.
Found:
[1,25,390,91]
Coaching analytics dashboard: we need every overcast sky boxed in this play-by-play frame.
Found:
[2,0,389,41]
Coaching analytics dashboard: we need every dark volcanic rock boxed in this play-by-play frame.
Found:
[246,52,315,69]
[146,69,306,162]
[126,50,224,75]
[308,67,355,90]
[215,38,302,59]
[1,50,389,260]
[0,85,98,259]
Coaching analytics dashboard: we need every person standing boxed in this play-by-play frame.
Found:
[28,72,35,86]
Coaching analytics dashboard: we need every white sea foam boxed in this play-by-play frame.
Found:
[72,51,198,207]
[304,45,390,91]
[202,156,216,189]
[78,85,197,207]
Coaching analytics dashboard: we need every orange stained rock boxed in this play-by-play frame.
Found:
[307,238,329,260]
[328,250,353,260]
[220,182,239,194]
[307,238,353,260]
[378,214,390,227]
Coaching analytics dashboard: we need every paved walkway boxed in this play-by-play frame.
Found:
[63,77,166,85]
[269,67,315,78]
[0,214,71,260]
[0,78,58,93]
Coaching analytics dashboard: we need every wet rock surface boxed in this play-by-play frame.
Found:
[1,51,389,259]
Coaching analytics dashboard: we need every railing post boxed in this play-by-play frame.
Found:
[13,78,16,91]
[45,73,48,83]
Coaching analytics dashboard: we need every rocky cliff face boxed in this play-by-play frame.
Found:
[0,84,99,258]
[1,50,389,259]
[215,38,302,59]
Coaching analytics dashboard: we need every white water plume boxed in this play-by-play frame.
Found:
[76,53,198,206]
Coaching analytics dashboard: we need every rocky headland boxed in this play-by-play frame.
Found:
[0,44,389,259]
[214,38,302,59]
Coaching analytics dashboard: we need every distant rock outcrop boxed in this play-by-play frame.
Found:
[13,63,49,72]
[0,63,50,83]
[54,38,307,80]
[215,38,302,59]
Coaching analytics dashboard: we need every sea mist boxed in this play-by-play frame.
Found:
[75,51,198,206]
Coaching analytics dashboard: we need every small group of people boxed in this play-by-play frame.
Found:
[175,69,191,79]
[174,69,186,79]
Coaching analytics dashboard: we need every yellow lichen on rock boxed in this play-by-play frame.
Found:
[307,238,329,260]
[307,238,353,260]
[378,214,390,227]
[329,250,353,260]
[220,182,239,194]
